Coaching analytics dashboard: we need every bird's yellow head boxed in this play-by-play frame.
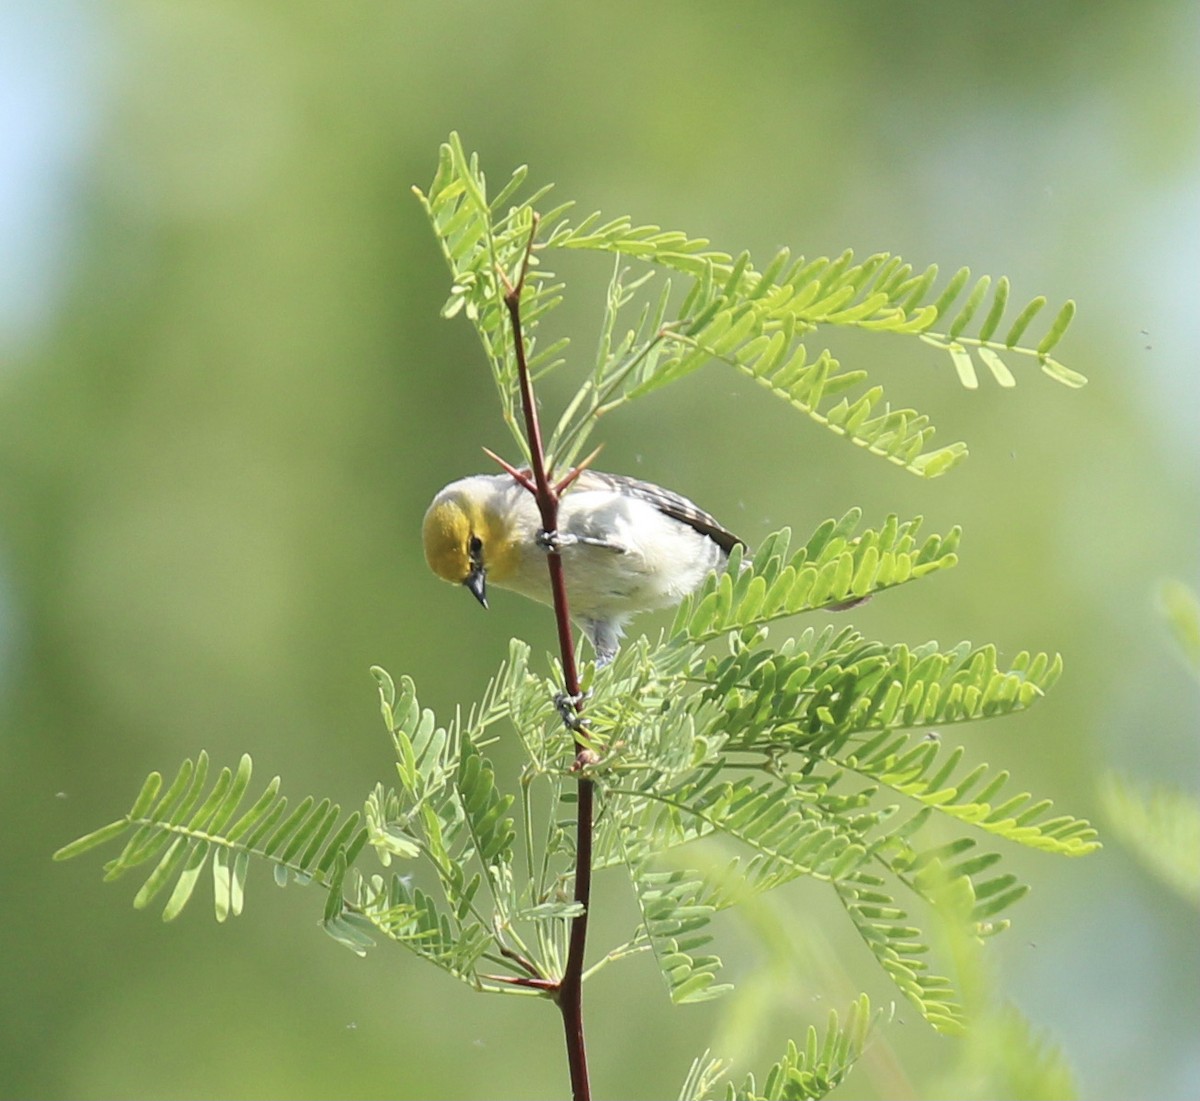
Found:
[422,491,489,607]
[423,480,524,609]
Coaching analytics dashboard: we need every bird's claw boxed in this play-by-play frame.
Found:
[554,690,589,730]
[536,528,578,554]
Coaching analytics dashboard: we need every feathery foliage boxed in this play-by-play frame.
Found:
[674,995,884,1101]
[1100,775,1199,908]
[944,1002,1079,1101]
[1158,578,1200,681]
[55,134,1095,1100]
[672,512,960,640]
[1098,581,1200,910]
[725,995,883,1101]
[55,505,1097,1028]
[415,132,1083,478]
[53,752,368,924]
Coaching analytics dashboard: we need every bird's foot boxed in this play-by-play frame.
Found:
[536,528,578,554]
[553,689,589,730]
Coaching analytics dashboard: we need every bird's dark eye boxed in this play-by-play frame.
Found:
[468,535,483,561]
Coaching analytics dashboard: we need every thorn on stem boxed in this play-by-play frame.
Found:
[554,444,605,495]
[482,447,538,493]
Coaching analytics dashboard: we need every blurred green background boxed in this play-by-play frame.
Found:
[2,2,1197,1098]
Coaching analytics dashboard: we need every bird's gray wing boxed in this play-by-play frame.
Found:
[573,470,746,554]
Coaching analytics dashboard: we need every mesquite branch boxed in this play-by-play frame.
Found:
[497,215,594,1101]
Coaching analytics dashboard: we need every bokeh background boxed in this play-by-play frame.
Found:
[2,2,1197,1098]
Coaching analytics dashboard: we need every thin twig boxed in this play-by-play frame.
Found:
[499,214,594,1101]
[479,973,560,993]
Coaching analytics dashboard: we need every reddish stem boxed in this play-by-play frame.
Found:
[499,216,593,1101]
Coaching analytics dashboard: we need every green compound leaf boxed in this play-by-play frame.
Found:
[726,994,886,1100]
[54,753,368,923]
[420,135,1083,480]
[671,515,959,643]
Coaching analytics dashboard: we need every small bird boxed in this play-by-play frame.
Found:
[422,470,745,664]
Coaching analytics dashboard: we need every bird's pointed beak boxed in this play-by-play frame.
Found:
[464,566,488,609]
